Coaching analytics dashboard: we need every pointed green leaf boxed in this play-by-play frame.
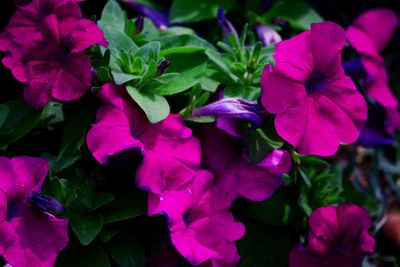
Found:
[0,99,44,146]
[112,72,141,84]
[100,0,125,32]
[126,86,169,123]
[134,41,161,62]
[0,105,9,128]
[170,0,235,23]
[70,212,104,246]
[107,238,145,267]
[151,52,208,95]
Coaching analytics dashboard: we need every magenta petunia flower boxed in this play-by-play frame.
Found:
[22,14,106,107]
[202,125,292,204]
[289,203,375,267]
[0,0,85,82]
[87,83,201,194]
[0,0,107,108]
[148,170,245,266]
[261,21,368,156]
[347,9,400,133]
[0,156,68,267]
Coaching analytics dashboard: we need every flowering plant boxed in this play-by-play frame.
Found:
[0,0,399,266]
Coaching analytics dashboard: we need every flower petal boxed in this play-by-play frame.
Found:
[310,22,346,76]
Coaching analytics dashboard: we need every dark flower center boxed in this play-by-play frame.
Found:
[305,72,326,93]
[183,209,195,227]
[6,200,21,221]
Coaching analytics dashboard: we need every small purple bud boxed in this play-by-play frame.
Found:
[343,58,368,79]
[121,0,169,29]
[256,24,282,46]
[156,59,170,75]
[217,8,239,40]
[28,191,65,217]
[193,98,263,128]
[135,16,144,34]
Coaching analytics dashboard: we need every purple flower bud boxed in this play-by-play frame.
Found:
[217,8,239,40]
[135,16,144,34]
[343,58,367,79]
[28,191,65,217]
[156,59,170,75]
[256,24,282,46]
[121,0,169,29]
[193,98,263,128]
[357,101,394,147]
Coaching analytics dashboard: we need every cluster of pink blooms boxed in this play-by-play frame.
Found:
[86,82,294,266]
[1,1,393,266]
[0,0,107,108]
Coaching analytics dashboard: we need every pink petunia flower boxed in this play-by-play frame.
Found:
[202,125,292,206]
[87,83,201,194]
[347,8,400,133]
[261,21,368,156]
[0,156,68,267]
[289,203,375,267]
[148,170,245,267]
[22,14,106,107]
[0,0,85,82]
[0,0,107,108]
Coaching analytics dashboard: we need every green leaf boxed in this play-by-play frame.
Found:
[99,22,138,56]
[134,41,161,62]
[170,0,235,23]
[112,72,141,84]
[50,178,77,205]
[151,52,208,95]
[70,212,104,246]
[224,84,260,100]
[242,188,292,226]
[39,101,64,126]
[0,99,44,145]
[157,33,215,56]
[243,121,284,163]
[107,238,145,267]
[53,100,96,173]
[91,193,115,211]
[199,67,222,92]
[206,50,241,84]
[126,86,169,123]
[98,0,138,59]
[102,190,146,224]
[100,0,125,32]
[0,104,9,128]
[133,17,159,43]
[273,0,323,31]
